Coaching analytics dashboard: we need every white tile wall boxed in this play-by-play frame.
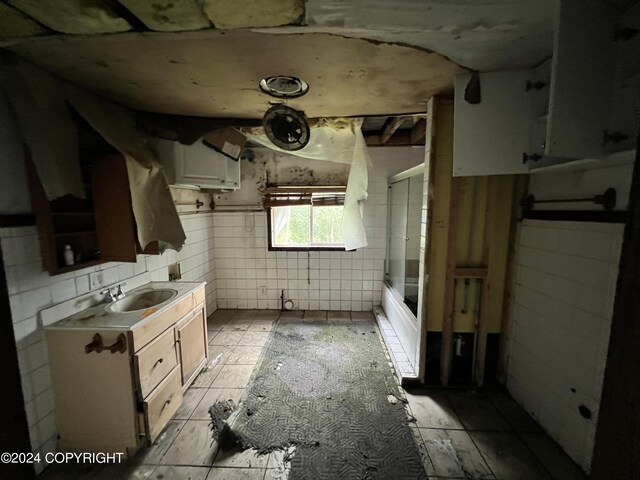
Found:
[506,219,623,473]
[213,177,388,311]
[0,212,216,473]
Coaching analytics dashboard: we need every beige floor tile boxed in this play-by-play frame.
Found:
[404,391,464,429]
[327,310,351,321]
[149,466,210,480]
[210,330,245,346]
[278,310,303,320]
[209,309,235,321]
[135,420,187,465]
[207,467,266,480]
[247,319,275,332]
[191,388,245,421]
[520,432,586,480]
[191,364,223,388]
[209,345,234,366]
[470,432,552,480]
[238,331,270,347]
[256,310,280,320]
[174,388,207,420]
[447,391,511,431]
[351,311,375,320]
[232,310,260,319]
[222,321,253,332]
[227,346,263,365]
[419,428,494,479]
[303,310,327,321]
[92,464,155,480]
[160,420,218,466]
[213,447,269,469]
[211,365,254,389]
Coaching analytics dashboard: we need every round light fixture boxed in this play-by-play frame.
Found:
[262,105,310,151]
[259,75,309,98]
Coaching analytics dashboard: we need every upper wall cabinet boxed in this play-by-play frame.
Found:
[454,0,621,176]
[151,137,240,190]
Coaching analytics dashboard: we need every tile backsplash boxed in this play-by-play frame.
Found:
[0,212,216,473]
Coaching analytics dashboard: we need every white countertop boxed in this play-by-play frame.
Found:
[45,281,205,331]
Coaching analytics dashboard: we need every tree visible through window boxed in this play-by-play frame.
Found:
[271,204,344,248]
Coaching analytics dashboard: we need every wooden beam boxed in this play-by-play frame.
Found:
[411,118,427,144]
[364,131,425,146]
[417,98,437,383]
[379,117,405,144]
[440,176,462,386]
[591,131,640,479]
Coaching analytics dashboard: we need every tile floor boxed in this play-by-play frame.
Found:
[40,309,586,480]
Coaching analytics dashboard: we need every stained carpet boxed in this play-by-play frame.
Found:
[210,317,428,480]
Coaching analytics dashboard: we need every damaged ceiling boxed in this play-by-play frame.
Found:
[2,0,625,120]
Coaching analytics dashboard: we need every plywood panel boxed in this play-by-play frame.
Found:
[9,30,464,119]
[7,0,131,34]
[118,0,210,32]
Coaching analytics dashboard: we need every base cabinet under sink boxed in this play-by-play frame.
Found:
[45,285,208,457]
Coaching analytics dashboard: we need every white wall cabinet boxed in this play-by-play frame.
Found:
[454,0,622,177]
[151,137,240,190]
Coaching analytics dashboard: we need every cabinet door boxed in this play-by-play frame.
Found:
[177,140,239,189]
[546,0,616,158]
[453,71,531,176]
[175,308,207,387]
[92,155,138,262]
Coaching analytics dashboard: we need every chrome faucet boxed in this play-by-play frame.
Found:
[100,283,126,303]
[100,288,117,304]
[115,283,126,300]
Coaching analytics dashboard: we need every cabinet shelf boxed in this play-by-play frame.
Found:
[54,259,103,275]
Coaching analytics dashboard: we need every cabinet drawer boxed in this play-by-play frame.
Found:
[131,294,195,351]
[143,366,182,443]
[134,327,178,400]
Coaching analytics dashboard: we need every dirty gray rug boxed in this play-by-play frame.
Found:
[211,317,428,480]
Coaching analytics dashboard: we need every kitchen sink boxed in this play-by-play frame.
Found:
[107,289,178,313]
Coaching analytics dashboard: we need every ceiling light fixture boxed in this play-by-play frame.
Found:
[259,75,309,99]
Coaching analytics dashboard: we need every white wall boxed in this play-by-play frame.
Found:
[1,214,216,473]
[505,156,633,472]
[213,146,424,311]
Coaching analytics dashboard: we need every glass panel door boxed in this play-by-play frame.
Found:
[388,178,409,298]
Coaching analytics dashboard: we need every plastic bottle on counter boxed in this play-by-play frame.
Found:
[63,245,75,266]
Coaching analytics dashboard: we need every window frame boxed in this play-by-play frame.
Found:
[266,204,347,252]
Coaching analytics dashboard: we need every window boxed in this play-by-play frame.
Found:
[265,187,346,250]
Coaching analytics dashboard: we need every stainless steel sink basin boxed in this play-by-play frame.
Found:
[107,289,178,313]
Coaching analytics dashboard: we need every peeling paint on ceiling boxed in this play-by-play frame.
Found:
[0,3,49,37]
[8,30,464,118]
[117,0,211,32]
[256,0,559,71]
[201,0,305,29]
[7,0,131,35]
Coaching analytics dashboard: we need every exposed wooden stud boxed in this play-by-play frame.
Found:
[417,98,437,383]
[411,118,427,144]
[440,176,462,386]
[454,267,488,279]
[364,131,426,146]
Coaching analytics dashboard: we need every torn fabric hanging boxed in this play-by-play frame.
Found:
[243,119,371,250]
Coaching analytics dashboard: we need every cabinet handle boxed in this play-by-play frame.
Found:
[163,398,172,409]
[85,333,104,354]
[154,358,164,367]
[522,153,542,164]
[107,333,128,354]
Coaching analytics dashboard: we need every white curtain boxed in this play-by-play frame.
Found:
[272,206,291,239]
[244,119,371,250]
